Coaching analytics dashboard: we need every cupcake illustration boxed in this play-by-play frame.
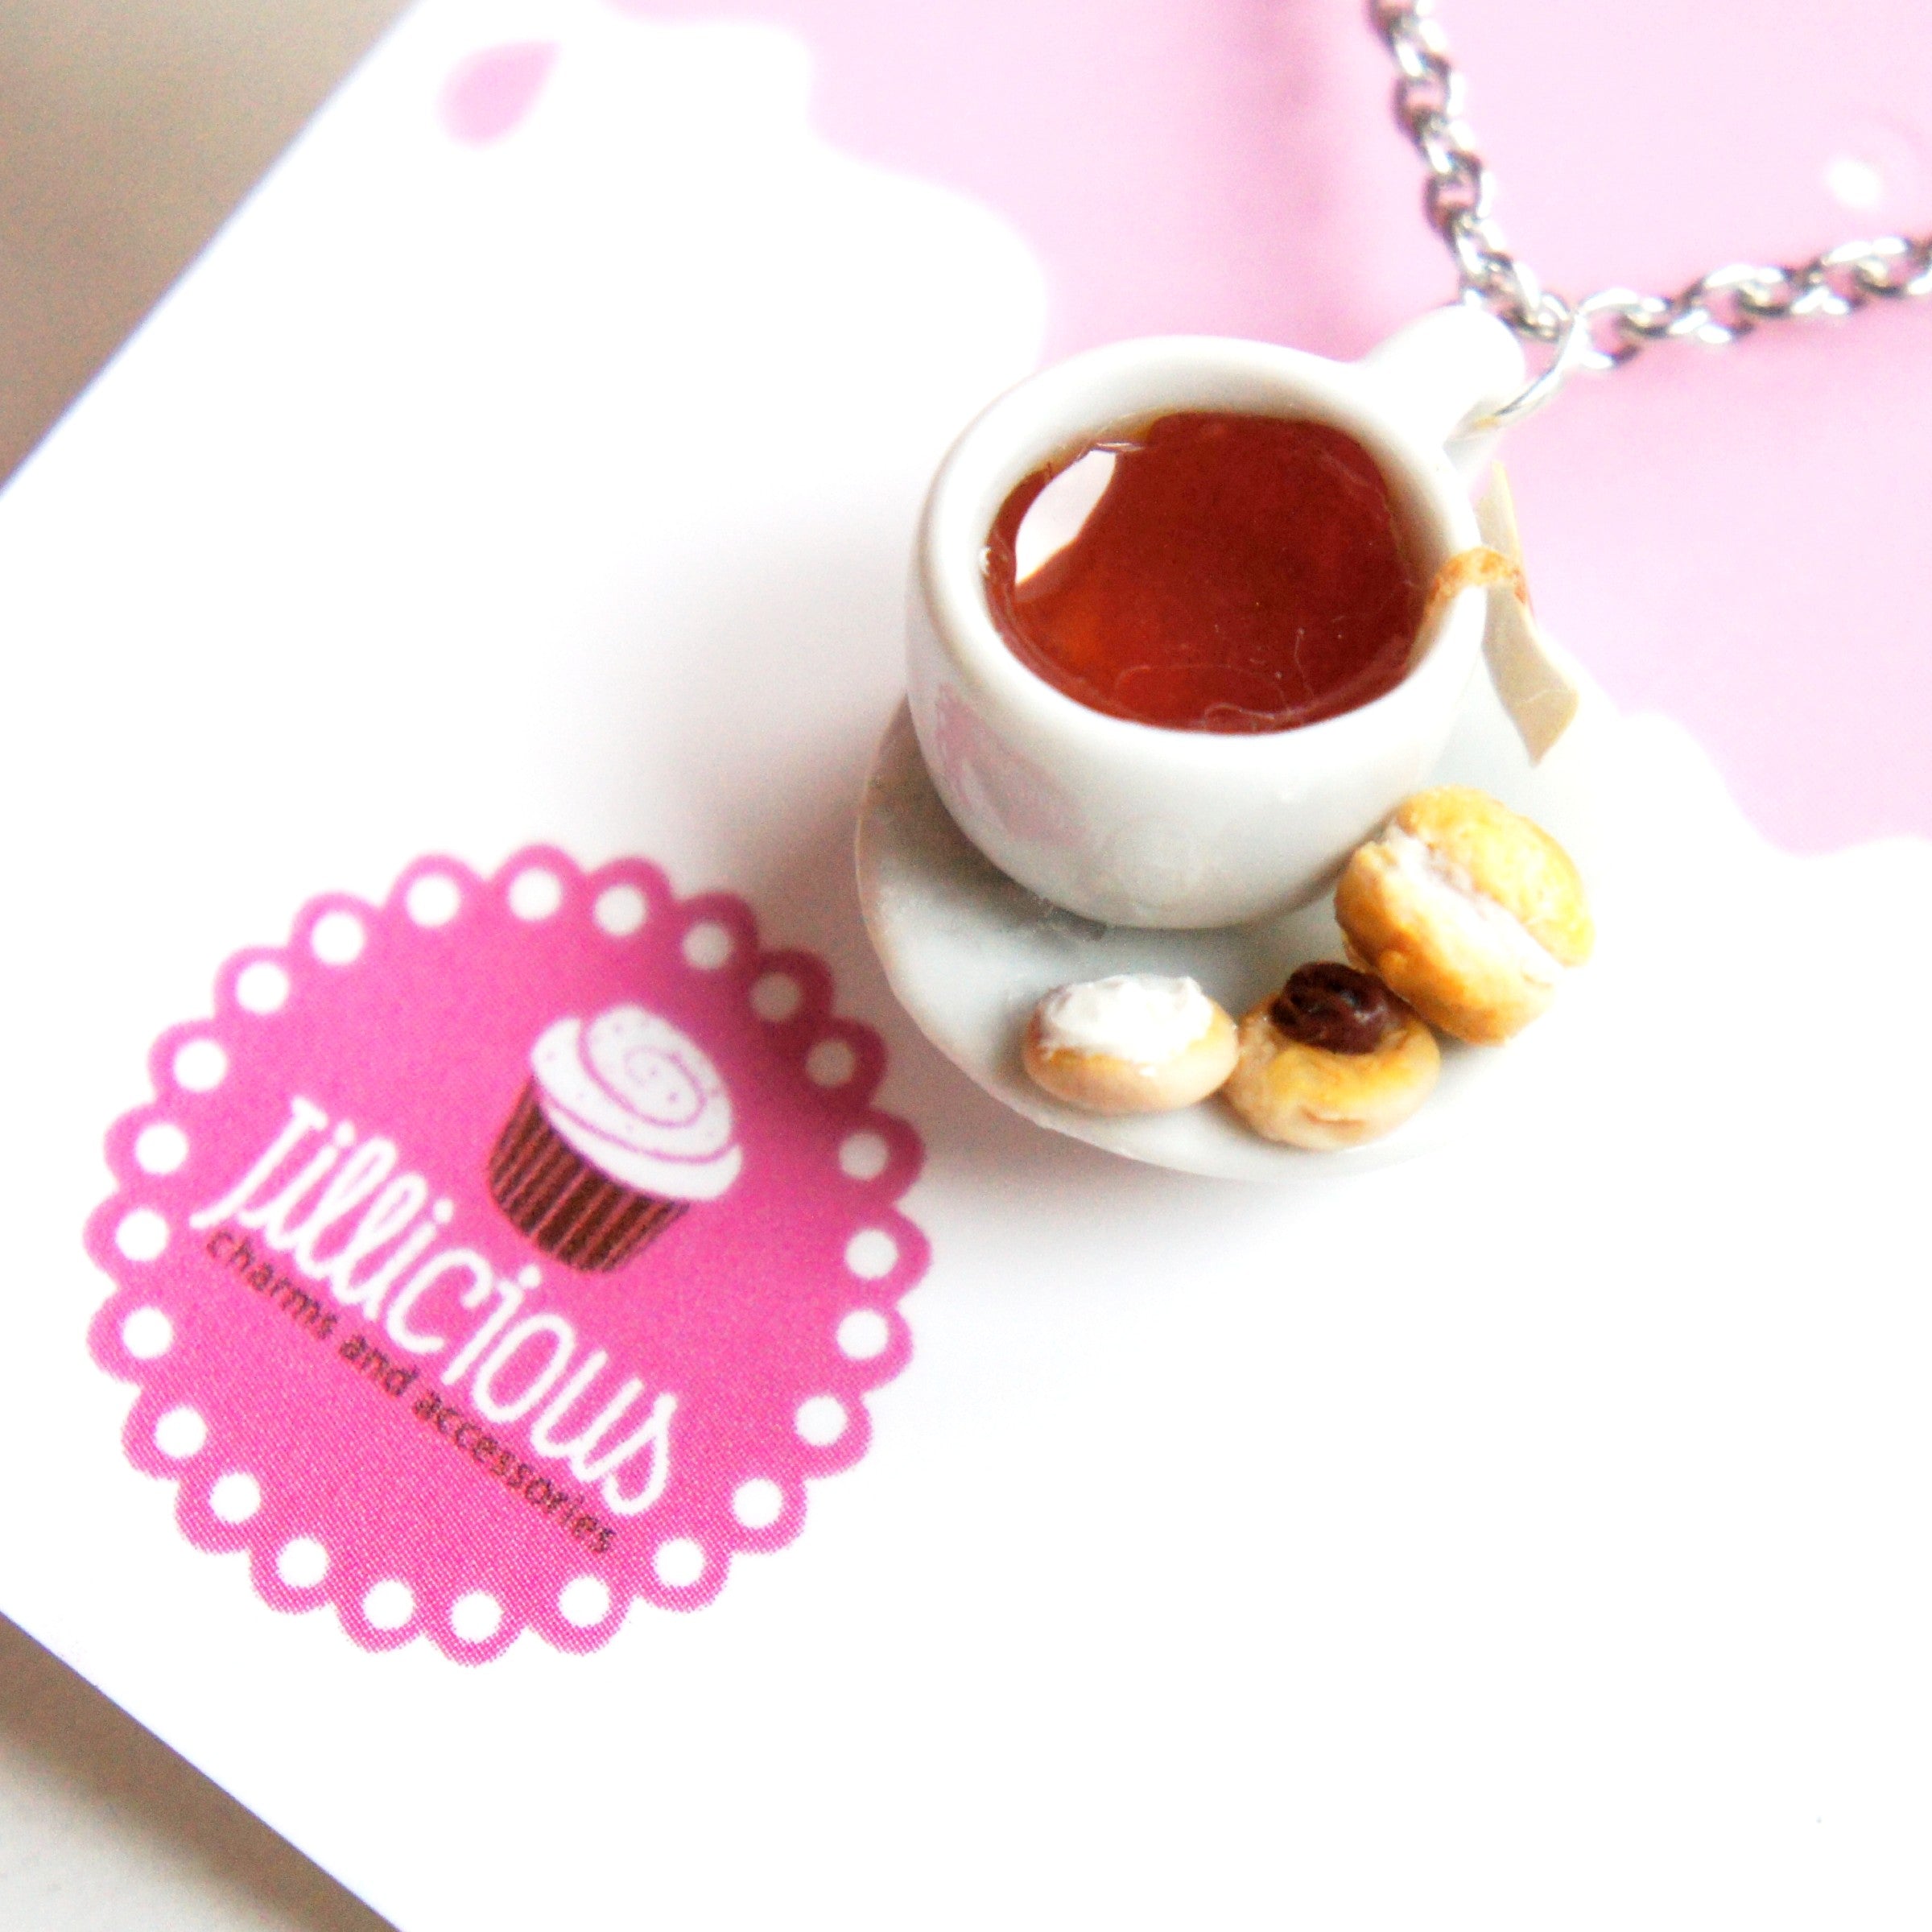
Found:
[488,1004,741,1270]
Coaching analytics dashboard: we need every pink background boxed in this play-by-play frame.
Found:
[505,0,1932,853]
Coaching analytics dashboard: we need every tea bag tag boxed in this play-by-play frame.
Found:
[1474,464,1579,763]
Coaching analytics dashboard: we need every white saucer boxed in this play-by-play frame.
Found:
[857,661,1620,1180]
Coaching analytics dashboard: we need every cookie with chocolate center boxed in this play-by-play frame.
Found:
[1224,963,1439,1150]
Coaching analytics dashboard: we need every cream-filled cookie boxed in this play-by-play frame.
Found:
[1223,962,1439,1150]
[1334,786,1592,1045]
[1022,974,1238,1115]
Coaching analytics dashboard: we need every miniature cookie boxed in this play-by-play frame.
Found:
[1022,974,1238,1115]
[1334,786,1592,1045]
[1223,962,1439,1150]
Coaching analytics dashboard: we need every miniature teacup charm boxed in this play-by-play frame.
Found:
[907,306,1525,928]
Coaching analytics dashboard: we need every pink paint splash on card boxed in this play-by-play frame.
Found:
[440,41,560,145]
[87,849,926,1662]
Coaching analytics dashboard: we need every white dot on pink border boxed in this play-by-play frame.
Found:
[750,972,801,1022]
[845,1229,897,1280]
[236,961,290,1013]
[837,1309,890,1360]
[682,922,733,969]
[310,910,366,964]
[733,1479,784,1530]
[406,873,462,927]
[122,1307,173,1360]
[559,1577,610,1627]
[594,885,647,935]
[365,1580,415,1631]
[277,1538,328,1588]
[117,1210,168,1262]
[452,1592,503,1644]
[210,1472,261,1524]
[838,1131,889,1180]
[155,1406,207,1459]
[654,1538,705,1587]
[807,1039,857,1087]
[508,867,564,920]
[796,1396,848,1447]
[172,1039,228,1092]
[134,1123,188,1174]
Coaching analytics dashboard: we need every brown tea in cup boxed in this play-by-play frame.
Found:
[983,412,1424,733]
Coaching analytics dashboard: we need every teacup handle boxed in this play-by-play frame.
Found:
[1356,304,1526,479]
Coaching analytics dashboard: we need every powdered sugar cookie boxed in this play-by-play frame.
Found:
[1022,974,1237,1114]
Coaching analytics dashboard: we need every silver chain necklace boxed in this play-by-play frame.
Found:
[1374,0,1932,425]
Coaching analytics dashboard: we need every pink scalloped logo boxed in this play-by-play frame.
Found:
[85,849,927,1662]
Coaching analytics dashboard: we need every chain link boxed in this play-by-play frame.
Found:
[1371,0,1932,421]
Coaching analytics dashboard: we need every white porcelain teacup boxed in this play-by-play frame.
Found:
[906,305,1525,929]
